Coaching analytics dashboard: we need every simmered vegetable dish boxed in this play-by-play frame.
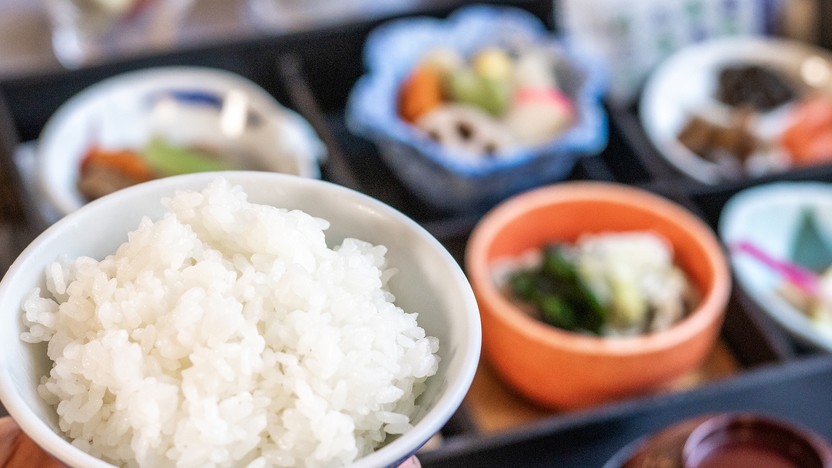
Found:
[500,232,699,336]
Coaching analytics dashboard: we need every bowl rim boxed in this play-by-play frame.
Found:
[465,181,731,354]
[0,171,481,468]
[36,65,326,217]
[682,412,832,467]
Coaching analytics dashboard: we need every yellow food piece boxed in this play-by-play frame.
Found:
[472,47,514,81]
[610,277,648,328]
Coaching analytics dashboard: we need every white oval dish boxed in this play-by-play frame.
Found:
[37,66,326,217]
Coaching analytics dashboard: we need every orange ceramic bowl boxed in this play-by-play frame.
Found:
[465,181,731,410]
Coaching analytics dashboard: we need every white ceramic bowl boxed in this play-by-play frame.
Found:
[719,181,832,350]
[37,66,327,217]
[0,171,481,468]
[640,36,832,185]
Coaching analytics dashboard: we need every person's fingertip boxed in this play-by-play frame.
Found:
[399,455,421,468]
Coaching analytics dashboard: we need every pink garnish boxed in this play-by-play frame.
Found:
[731,240,820,295]
[514,88,574,112]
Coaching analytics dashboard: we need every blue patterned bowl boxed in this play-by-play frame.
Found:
[346,5,609,213]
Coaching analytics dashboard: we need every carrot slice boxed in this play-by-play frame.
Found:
[79,146,156,182]
[398,66,444,123]
[781,97,832,165]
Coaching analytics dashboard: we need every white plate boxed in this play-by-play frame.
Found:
[37,66,327,217]
[719,182,832,351]
[640,36,832,185]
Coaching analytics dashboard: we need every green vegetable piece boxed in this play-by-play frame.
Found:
[445,68,511,117]
[144,138,232,176]
[573,282,605,334]
[586,299,605,332]
[792,208,832,273]
[510,272,538,300]
[543,245,604,334]
[505,243,606,335]
[542,245,576,280]
[539,294,577,330]
[554,263,604,332]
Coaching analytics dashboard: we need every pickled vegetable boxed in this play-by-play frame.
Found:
[500,232,698,336]
[144,138,231,176]
[509,245,605,334]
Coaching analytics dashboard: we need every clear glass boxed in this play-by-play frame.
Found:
[42,0,195,68]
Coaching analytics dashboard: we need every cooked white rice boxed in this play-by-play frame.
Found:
[20,178,440,468]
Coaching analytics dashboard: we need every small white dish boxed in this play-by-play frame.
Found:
[640,36,832,185]
[719,181,832,350]
[37,66,326,217]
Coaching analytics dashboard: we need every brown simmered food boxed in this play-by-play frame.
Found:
[76,139,232,202]
[77,147,155,201]
[677,109,757,164]
[716,65,796,111]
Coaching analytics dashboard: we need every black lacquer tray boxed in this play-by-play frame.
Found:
[1,1,830,466]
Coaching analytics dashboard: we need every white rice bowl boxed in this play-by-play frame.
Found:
[0,173,479,468]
